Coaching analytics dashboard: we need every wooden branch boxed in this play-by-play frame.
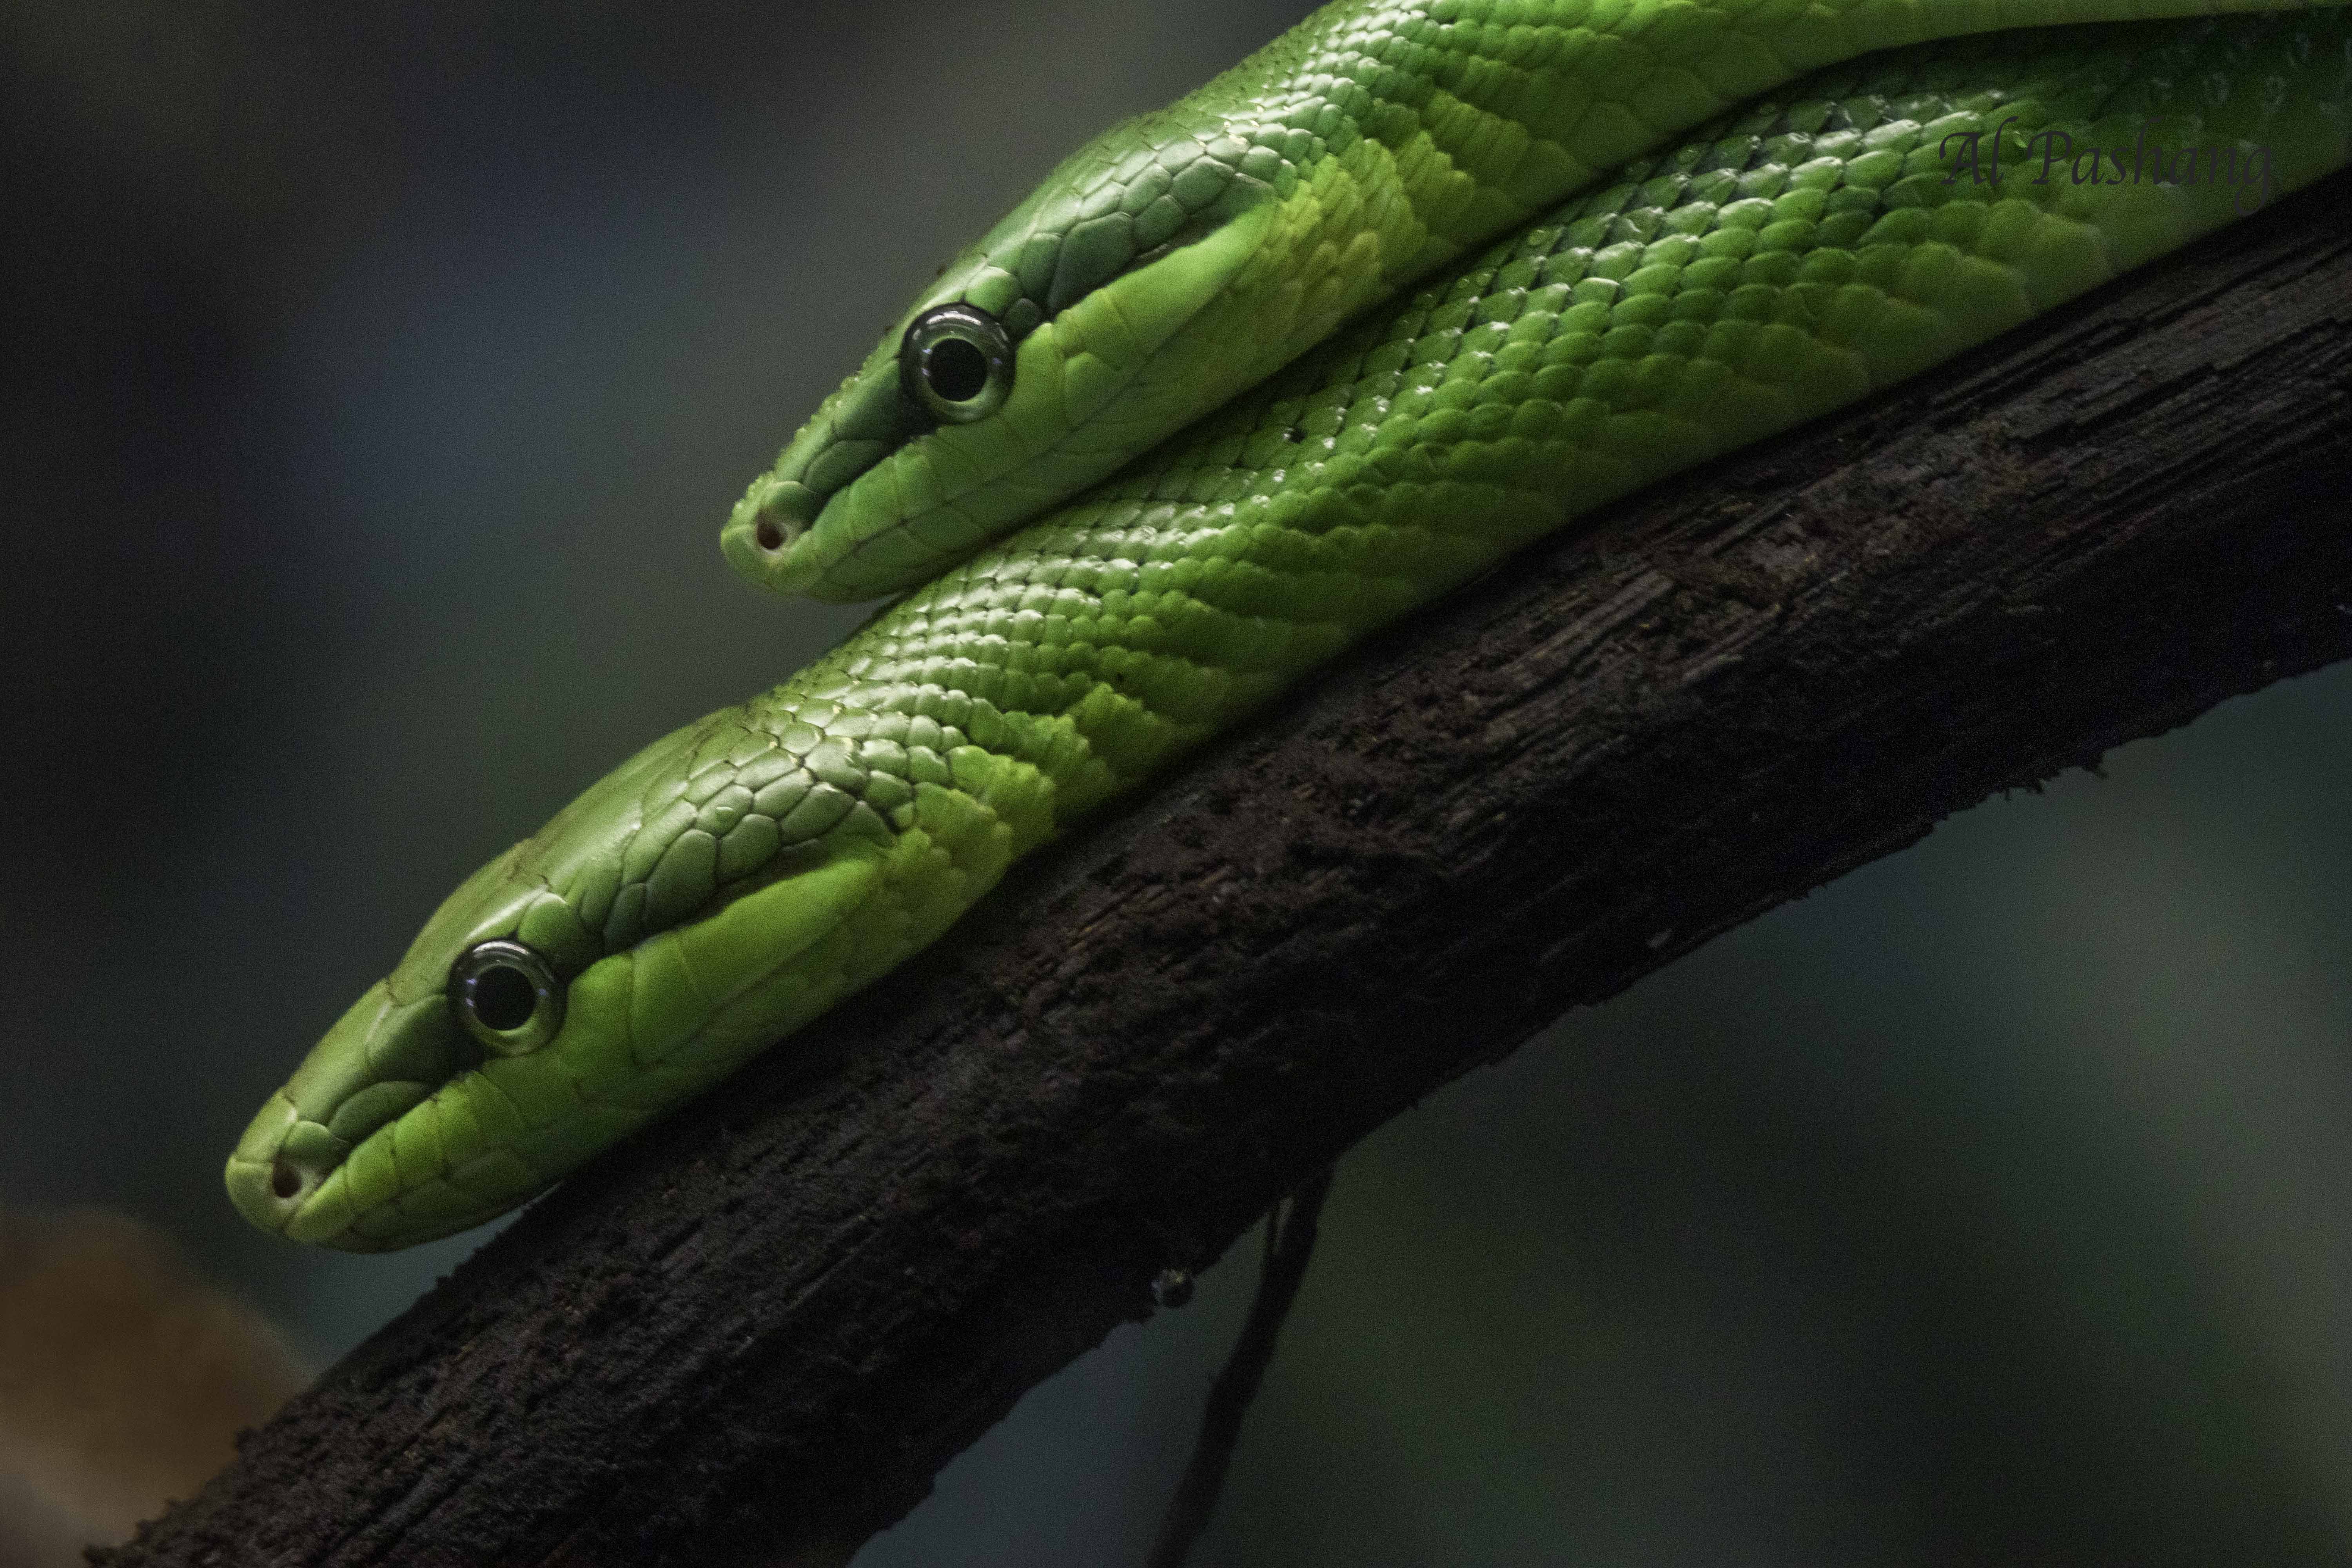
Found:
[103,168,2352,1568]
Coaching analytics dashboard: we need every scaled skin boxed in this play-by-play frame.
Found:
[228,704,1051,1249]
[234,9,2352,1248]
[721,0,2350,605]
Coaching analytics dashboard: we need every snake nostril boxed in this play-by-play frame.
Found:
[270,1159,301,1201]
[749,479,819,555]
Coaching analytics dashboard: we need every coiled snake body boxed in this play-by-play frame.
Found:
[230,0,2352,1249]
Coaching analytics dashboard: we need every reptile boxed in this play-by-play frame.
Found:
[229,0,2352,1249]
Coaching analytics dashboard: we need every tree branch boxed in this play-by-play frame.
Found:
[103,169,2352,1568]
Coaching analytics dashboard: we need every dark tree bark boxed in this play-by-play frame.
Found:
[101,169,2352,1568]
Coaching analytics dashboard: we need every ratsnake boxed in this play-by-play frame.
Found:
[228,0,2352,1249]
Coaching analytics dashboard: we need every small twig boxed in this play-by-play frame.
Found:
[1145,1165,1337,1568]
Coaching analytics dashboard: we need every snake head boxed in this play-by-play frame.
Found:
[722,103,1401,603]
[223,704,1005,1251]
[223,838,610,1251]
[224,979,491,1250]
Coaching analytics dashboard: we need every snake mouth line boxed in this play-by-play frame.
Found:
[226,1095,412,1241]
[223,1083,459,1249]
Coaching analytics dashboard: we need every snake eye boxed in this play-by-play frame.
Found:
[448,938,563,1055]
[899,303,1013,424]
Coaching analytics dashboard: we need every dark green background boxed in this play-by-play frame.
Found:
[6,2,2350,1561]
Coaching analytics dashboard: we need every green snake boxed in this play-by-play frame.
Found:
[229,0,2352,1250]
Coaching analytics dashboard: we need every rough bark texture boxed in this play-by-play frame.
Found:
[102,169,2352,1568]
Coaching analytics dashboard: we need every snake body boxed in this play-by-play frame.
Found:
[231,2,2352,1249]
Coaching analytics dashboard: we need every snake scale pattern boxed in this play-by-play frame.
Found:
[229,0,2352,1249]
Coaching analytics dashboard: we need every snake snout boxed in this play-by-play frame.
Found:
[225,980,464,1242]
[223,1093,317,1236]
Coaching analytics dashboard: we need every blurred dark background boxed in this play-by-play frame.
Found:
[5,2,2350,1562]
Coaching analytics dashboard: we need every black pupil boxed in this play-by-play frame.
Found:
[471,963,539,1032]
[924,336,991,403]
